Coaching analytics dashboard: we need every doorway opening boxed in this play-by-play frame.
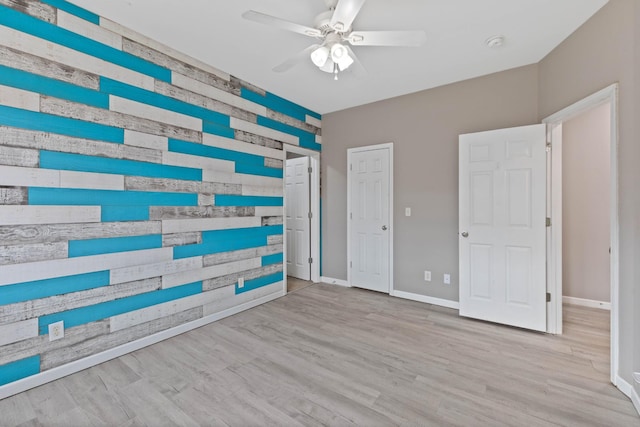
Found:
[283,145,320,293]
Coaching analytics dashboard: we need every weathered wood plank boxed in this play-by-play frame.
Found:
[261,216,283,226]
[203,132,284,160]
[124,176,240,195]
[203,244,283,267]
[0,278,161,325]
[0,221,160,246]
[198,194,214,206]
[255,206,284,218]
[234,130,283,150]
[161,151,234,174]
[0,0,55,23]
[162,257,262,289]
[123,130,168,151]
[202,281,282,317]
[0,26,154,91]
[122,38,240,95]
[0,318,38,347]
[0,165,59,188]
[161,216,262,234]
[59,170,125,191]
[267,109,320,135]
[149,206,254,220]
[40,97,202,144]
[230,76,266,97]
[231,117,298,146]
[0,206,101,226]
[0,146,39,168]
[41,307,202,371]
[237,174,282,188]
[162,232,201,248]
[267,235,284,245]
[202,263,283,291]
[0,321,109,367]
[110,257,202,285]
[57,10,122,49]
[0,126,162,164]
[0,241,67,266]
[0,45,100,90]
[241,184,283,197]
[0,187,27,205]
[155,80,257,124]
[264,158,283,169]
[0,84,40,111]
[305,114,322,128]
[110,95,202,131]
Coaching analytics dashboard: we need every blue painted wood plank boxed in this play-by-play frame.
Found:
[0,65,109,108]
[40,0,99,24]
[0,271,110,306]
[0,106,124,143]
[257,116,320,151]
[261,252,283,266]
[174,225,282,259]
[68,234,162,257]
[0,6,170,82]
[100,78,230,126]
[40,151,202,181]
[38,282,202,334]
[240,88,321,122]
[101,206,150,222]
[169,139,263,165]
[235,271,283,294]
[0,356,40,386]
[234,163,283,178]
[203,121,235,139]
[201,225,283,241]
[214,195,283,207]
[28,187,198,207]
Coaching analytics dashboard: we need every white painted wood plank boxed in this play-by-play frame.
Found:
[0,319,38,347]
[109,96,202,131]
[123,130,168,151]
[201,169,241,185]
[198,194,214,206]
[161,216,261,234]
[316,135,322,144]
[110,256,203,285]
[172,73,266,116]
[241,184,283,197]
[230,117,299,146]
[0,84,39,111]
[0,206,100,226]
[109,285,235,332]
[57,10,122,49]
[0,165,59,187]
[202,133,284,160]
[100,18,231,81]
[59,170,124,191]
[237,173,282,188]
[162,151,234,174]
[203,282,283,316]
[0,248,172,286]
[255,206,284,217]
[305,115,322,128]
[0,26,154,91]
[162,257,262,289]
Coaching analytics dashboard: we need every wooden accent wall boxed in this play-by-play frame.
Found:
[0,0,321,395]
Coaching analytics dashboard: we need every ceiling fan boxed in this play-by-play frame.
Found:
[242,0,427,80]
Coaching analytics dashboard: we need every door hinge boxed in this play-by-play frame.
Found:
[350,261,352,268]
[308,212,312,219]
[308,166,312,174]
[350,163,352,171]
[546,217,551,227]
[546,292,551,302]
[350,212,352,219]
[308,257,313,264]
[546,142,552,153]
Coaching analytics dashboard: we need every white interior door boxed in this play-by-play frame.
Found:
[459,124,546,332]
[348,146,391,293]
[285,156,310,280]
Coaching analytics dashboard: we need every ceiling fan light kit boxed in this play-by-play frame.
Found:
[242,0,426,79]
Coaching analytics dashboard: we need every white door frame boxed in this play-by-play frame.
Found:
[347,142,394,293]
[283,145,321,287]
[543,83,619,385]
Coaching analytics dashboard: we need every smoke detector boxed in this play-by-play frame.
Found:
[485,35,505,48]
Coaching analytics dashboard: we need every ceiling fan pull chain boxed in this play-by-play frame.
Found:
[334,62,339,80]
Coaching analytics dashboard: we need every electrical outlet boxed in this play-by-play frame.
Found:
[238,277,244,289]
[48,321,64,341]
[424,270,431,281]
[405,207,411,217]
[444,273,451,285]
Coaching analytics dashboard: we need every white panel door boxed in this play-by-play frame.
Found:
[285,157,310,280]
[459,124,546,332]
[349,147,390,293]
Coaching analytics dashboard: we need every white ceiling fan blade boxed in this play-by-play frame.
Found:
[344,45,367,78]
[242,10,322,38]
[347,30,427,47]
[330,0,366,32]
[273,44,321,73]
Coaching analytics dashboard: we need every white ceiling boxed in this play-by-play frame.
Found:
[68,0,608,115]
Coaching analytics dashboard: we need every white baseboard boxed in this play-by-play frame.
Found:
[0,290,284,400]
[563,296,611,310]
[616,375,640,417]
[320,276,350,287]
[391,290,460,310]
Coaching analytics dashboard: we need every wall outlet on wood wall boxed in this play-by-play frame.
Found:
[48,321,64,341]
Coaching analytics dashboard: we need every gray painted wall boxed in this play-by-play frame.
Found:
[562,103,611,303]
[322,64,539,300]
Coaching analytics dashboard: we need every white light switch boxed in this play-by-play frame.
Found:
[444,274,451,285]
[405,207,411,217]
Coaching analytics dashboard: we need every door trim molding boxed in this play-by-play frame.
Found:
[542,83,619,386]
[347,143,394,294]
[283,145,321,286]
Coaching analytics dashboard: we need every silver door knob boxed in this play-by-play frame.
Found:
[461,231,469,238]
[382,225,387,231]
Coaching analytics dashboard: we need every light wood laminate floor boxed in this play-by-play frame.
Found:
[287,277,314,293]
[1,283,638,426]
